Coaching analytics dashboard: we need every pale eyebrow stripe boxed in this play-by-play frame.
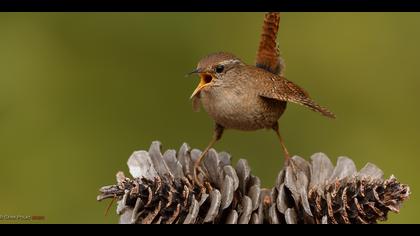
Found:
[219,59,241,65]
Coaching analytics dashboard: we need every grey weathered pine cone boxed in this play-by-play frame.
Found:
[97,141,410,224]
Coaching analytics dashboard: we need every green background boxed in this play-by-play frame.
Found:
[0,13,418,224]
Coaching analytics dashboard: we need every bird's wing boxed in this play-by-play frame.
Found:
[255,12,285,76]
[258,75,336,118]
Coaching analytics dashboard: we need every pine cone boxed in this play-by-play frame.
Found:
[97,141,262,224]
[97,142,410,224]
[269,154,410,224]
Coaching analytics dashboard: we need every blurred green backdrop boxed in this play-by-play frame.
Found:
[0,13,418,224]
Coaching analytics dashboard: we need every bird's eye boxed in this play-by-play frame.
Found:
[215,65,224,73]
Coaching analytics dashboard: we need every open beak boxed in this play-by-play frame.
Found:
[190,73,214,99]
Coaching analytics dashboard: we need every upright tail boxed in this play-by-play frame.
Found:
[255,12,283,75]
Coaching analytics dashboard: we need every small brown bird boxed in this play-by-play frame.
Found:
[189,52,335,182]
[189,13,335,183]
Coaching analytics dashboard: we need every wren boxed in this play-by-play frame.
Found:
[189,52,335,183]
[188,13,335,183]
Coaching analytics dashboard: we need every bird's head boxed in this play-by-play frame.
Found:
[188,52,244,98]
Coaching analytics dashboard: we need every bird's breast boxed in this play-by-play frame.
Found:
[199,86,285,131]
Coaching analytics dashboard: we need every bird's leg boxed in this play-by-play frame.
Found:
[272,122,290,163]
[194,123,224,184]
